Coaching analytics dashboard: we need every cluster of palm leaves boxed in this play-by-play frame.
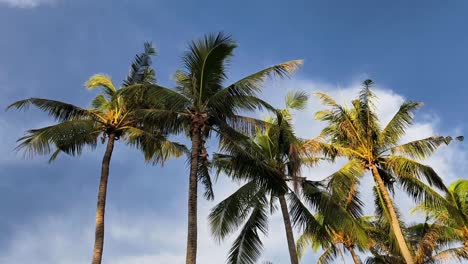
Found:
[7,32,466,264]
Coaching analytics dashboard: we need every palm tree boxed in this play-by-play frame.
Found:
[366,218,468,264]
[209,91,308,264]
[121,32,303,264]
[296,213,373,264]
[295,166,373,264]
[304,79,457,264]
[7,43,184,264]
[413,179,468,252]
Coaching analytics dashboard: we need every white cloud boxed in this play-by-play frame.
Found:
[0,0,56,8]
[1,78,465,263]
[0,179,290,264]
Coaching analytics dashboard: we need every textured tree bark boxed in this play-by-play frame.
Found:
[186,129,201,264]
[371,165,414,264]
[279,194,299,264]
[91,133,115,264]
[347,245,361,264]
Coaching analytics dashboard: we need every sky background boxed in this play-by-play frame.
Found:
[0,0,467,263]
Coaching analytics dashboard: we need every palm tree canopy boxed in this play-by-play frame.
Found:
[208,91,308,264]
[305,79,460,210]
[120,33,302,136]
[119,32,303,200]
[301,80,463,263]
[8,42,185,163]
[413,179,468,249]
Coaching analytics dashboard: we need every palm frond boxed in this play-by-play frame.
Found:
[84,74,117,98]
[125,127,186,165]
[325,159,365,218]
[385,155,446,191]
[209,181,262,240]
[224,115,273,138]
[182,32,236,106]
[227,197,268,264]
[198,155,214,200]
[208,60,303,111]
[91,95,111,111]
[380,101,422,147]
[285,90,308,110]
[7,98,94,122]
[123,41,157,86]
[314,92,367,149]
[317,246,340,264]
[288,189,326,235]
[389,136,449,160]
[432,246,468,262]
[16,119,100,160]
[396,173,447,207]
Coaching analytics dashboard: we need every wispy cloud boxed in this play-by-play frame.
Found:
[0,0,56,8]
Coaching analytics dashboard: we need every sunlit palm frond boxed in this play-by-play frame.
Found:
[380,101,422,147]
[389,136,449,160]
[385,155,446,191]
[432,247,468,262]
[314,93,366,148]
[85,74,117,99]
[325,159,365,217]
[285,90,308,110]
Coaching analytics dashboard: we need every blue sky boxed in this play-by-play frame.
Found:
[0,0,467,263]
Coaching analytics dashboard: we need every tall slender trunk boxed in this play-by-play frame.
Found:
[91,133,115,264]
[346,245,361,264]
[186,129,201,264]
[279,194,299,264]
[371,165,414,264]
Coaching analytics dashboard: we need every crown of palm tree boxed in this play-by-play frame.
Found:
[208,91,308,264]
[8,42,185,163]
[302,79,462,264]
[119,32,303,199]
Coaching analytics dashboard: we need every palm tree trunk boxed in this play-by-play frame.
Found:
[186,129,201,264]
[91,133,116,264]
[279,194,299,264]
[371,165,414,264]
[347,245,361,264]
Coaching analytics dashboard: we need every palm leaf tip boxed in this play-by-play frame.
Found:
[275,59,303,76]
[143,41,157,55]
[286,90,309,110]
[84,74,117,95]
